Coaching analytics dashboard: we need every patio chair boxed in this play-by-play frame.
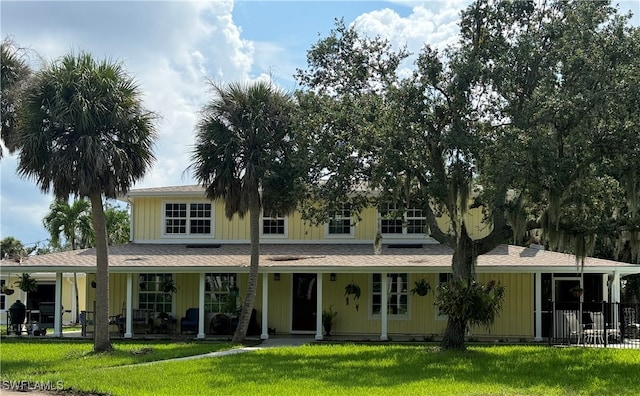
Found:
[180,308,199,334]
[563,311,596,345]
[590,312,620,343]
[623,308,640,339]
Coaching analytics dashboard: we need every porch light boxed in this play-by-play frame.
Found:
[330,273,337,282]
[274,273,280,281]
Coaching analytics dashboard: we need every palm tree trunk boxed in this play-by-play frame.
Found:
[232,190,260,343]
[90,192,112,352]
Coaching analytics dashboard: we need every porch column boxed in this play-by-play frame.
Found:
[611,271,621,303]
[197,273,205,339]
[534,272,542,341]
[611,271,621,333]
[261,273,269,340]
[125,273,133,338]
[315,272,324,340]
[53,272,63,337]
[380,273,388,341]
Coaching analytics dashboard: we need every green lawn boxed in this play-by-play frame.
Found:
[1,340,639,395]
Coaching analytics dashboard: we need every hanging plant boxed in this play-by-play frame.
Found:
[160,277,177,294]
[570,285,584,298]
[410,278,431,297]
[344,281,361,311]
[15,273,37,293]
[1,285,15,295]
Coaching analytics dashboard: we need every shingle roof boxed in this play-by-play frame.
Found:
[1,243,637,274]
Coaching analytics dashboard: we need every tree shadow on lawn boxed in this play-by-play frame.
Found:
[192,345,640,394]
[0,338,232,377]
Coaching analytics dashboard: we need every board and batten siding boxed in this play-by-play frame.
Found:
[131,196,485,242]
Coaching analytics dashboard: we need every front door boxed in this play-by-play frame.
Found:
[291,274,317,332]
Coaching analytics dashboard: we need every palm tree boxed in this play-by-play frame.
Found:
[1,37,32,159]
[43,198,93,323]
[16,52,157,352]
[189,80,301,342]
[0,236,32,262]
[43,198,92,250]
[103,202,131,245]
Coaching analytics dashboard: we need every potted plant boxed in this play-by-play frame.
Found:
[410,278,431,296]
[15,273,37,293]
[322,305,337,336]
[344,281,361,311]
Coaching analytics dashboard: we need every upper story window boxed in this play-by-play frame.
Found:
[379,203,427,236]
[371,273,409,317]
[326,204,354,237]
[261,209,287,237]
[164,202,212,236]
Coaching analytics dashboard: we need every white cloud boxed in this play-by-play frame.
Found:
[352,1,468,56]
[0,0,474,246]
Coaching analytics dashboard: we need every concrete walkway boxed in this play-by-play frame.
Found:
[122,336,313,367]
[1,337,313,395]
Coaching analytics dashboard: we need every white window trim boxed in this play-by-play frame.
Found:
[378,204,428,239]
[324,205,355,238]
[161,200,214,239]
[369,273,411,321]
[260,210,288,239]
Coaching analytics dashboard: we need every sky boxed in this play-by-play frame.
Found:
[1,0,639,249]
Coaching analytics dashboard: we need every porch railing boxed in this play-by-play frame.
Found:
[547,301,640,349]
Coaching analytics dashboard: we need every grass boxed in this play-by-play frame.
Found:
[1,340,639,395]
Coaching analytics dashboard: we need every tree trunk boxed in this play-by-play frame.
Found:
[232,190,260,343]
[73,273,80,323]
[441,222,474,350]
[441,316,467,350]
[90,192,112,352]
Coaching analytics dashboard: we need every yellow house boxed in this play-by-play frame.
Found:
[2,185,638,342]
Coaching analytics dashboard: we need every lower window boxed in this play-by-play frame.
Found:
[372,273,408,317]
[138,274,173,313]
[204,273,238,313]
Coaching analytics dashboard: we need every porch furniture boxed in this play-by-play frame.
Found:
[81,310,94,337]
[589,312,620,343]
[180,308,199,334]
[210,313,231,334]
[130,309,153,334]
[8,300,26,335]
[151,313,177,334]
[563,311,600,345]
[36,302,56,335]
[623,308,640,338]
[109,314,124,336]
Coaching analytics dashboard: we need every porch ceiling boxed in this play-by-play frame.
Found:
[1,243,638,275]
